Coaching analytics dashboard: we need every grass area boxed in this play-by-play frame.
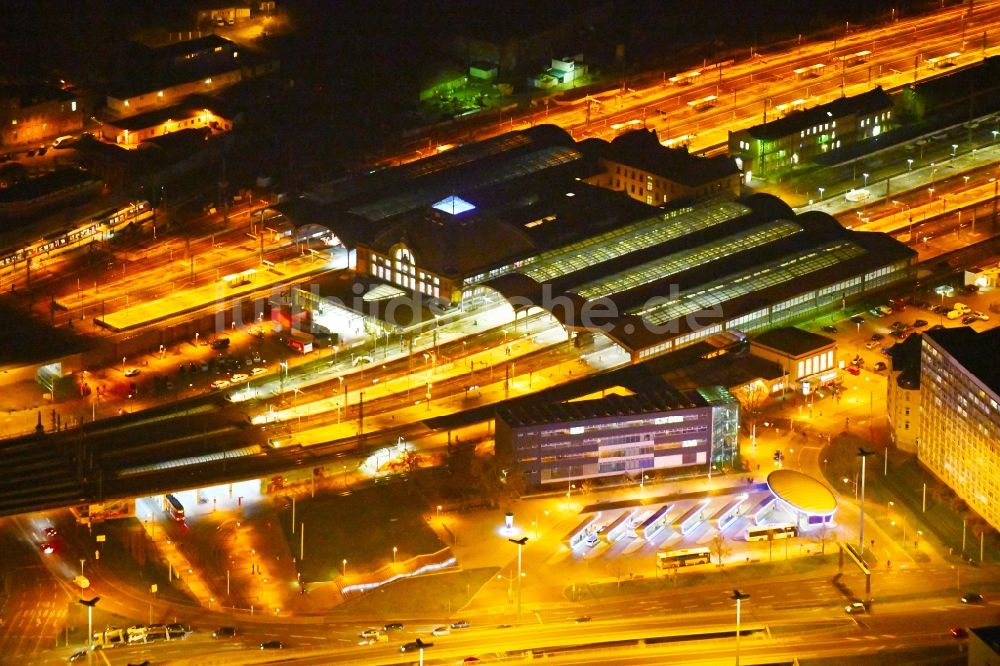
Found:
[277,482,444,582]
[331,567,499,620]
[575,554,840,601]
[820,432,998,564]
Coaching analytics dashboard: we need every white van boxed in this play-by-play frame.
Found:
[51,135,75,149]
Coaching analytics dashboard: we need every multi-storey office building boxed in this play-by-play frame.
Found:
[496,380,739,485]
[918,327,1000,531]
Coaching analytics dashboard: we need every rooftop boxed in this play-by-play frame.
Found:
[923,326,1000,399]
[753,327,835,357]
[601,129,740,187]
[104,101,228,132]
[767,469,838,516]
[0,84,76,108]
[0,169,97,206]
[745,87,893,141]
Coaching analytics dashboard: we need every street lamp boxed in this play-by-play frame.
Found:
[78,596,100,650]
[818,186,825,201]
[858,448,874,555]
[862,172,869,187]
[906,158,914,171]
[342,558,347,577]
[731,589,750,666]
[393,546,397,563]
[509,536,528,623]
[951,143,958,157]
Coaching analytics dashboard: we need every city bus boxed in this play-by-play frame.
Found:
[746,523,797,542]
[164,493,185,522]
[635,504,673,540]
[657,546,711,569]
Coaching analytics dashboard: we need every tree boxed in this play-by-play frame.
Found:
[737,380,768,449]
[812,521,833,554]
[710,532,730,567]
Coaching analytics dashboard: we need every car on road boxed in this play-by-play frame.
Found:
[961,592,984,604]
[850,315,865,324]
[166,623,187,638]
[400,640,428,652]
[359,628,380,639]
[124,368,141,377]
[868,308,885,318]
[68,649,88,661]
[231,373,249,383]
[72,575,90,589]
[432,626,451,636]
[873,361,887,372]
[251,366,267,376]
[575,616,592,623]
[260,640,285,649]
[891,330,908,340]
[913,319,928,327]
[450,620,471,629]
[933,305,950,314]
[40,542,55,554]
[497,624,513,629]
[210,337,231,350]
[951,626,969,639]
[821,325,837,333]
[846,366,860,375]
[44,527,57,538]
[864,341,878,350]
[212,626,236,638]
[52,135,75,148]
[844,601,866,614]
[382,622,405,632]
[211,379,230,389]
[870,332,884,341]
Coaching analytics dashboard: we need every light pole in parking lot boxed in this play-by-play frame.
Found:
[509,537,528,623]
[731,589,750,666]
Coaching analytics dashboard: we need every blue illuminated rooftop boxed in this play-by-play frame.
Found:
[432,195,476,216]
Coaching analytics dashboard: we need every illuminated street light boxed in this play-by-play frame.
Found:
[78,596,100,650]
[509,537,528,623]
[862,172,869,187]
[858,448,875,555]
[951,143,958,157]
[906,158,914,171]
[342,558,347,577]
[817,186,825,201]
[393,546,397,563]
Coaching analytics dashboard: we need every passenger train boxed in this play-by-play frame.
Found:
[0,200,152,275]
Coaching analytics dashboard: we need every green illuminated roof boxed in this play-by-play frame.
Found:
[572,219,802,301]
[504,200,751,284]
[631,240,865,326]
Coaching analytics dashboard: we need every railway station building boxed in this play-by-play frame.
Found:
[270,124,915,367]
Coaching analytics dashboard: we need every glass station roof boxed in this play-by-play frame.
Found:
[513,200,750,283]
[631,240,865,325]
[572,219,802,301]
[350,145,581,222]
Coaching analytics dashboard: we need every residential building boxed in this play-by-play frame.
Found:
[728,87,893,176]
[918,327,1000,531]
[0,84,82,148]
[886,333,921,454]
[100,101,233,148]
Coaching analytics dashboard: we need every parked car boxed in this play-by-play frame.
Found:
[52,135,75,148]
[846,366,860,375]
[821,325,837,333]
[973,310,990,321]
[231,373,249,383]
[432,626,451,636]
[961,314,977,325]
[359,628,380,639]
[891,330,908,339]
[850,315,865,324]
[124,368,141,377]
[933,305,950,314]
[251,367,267,376]
[211,379,230,389]
[450,620,471,629]
[865,341,878,350]
[870,332,884,341]
[873,361,887,372]
[913,319,928,327]
[211,337,231,350]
